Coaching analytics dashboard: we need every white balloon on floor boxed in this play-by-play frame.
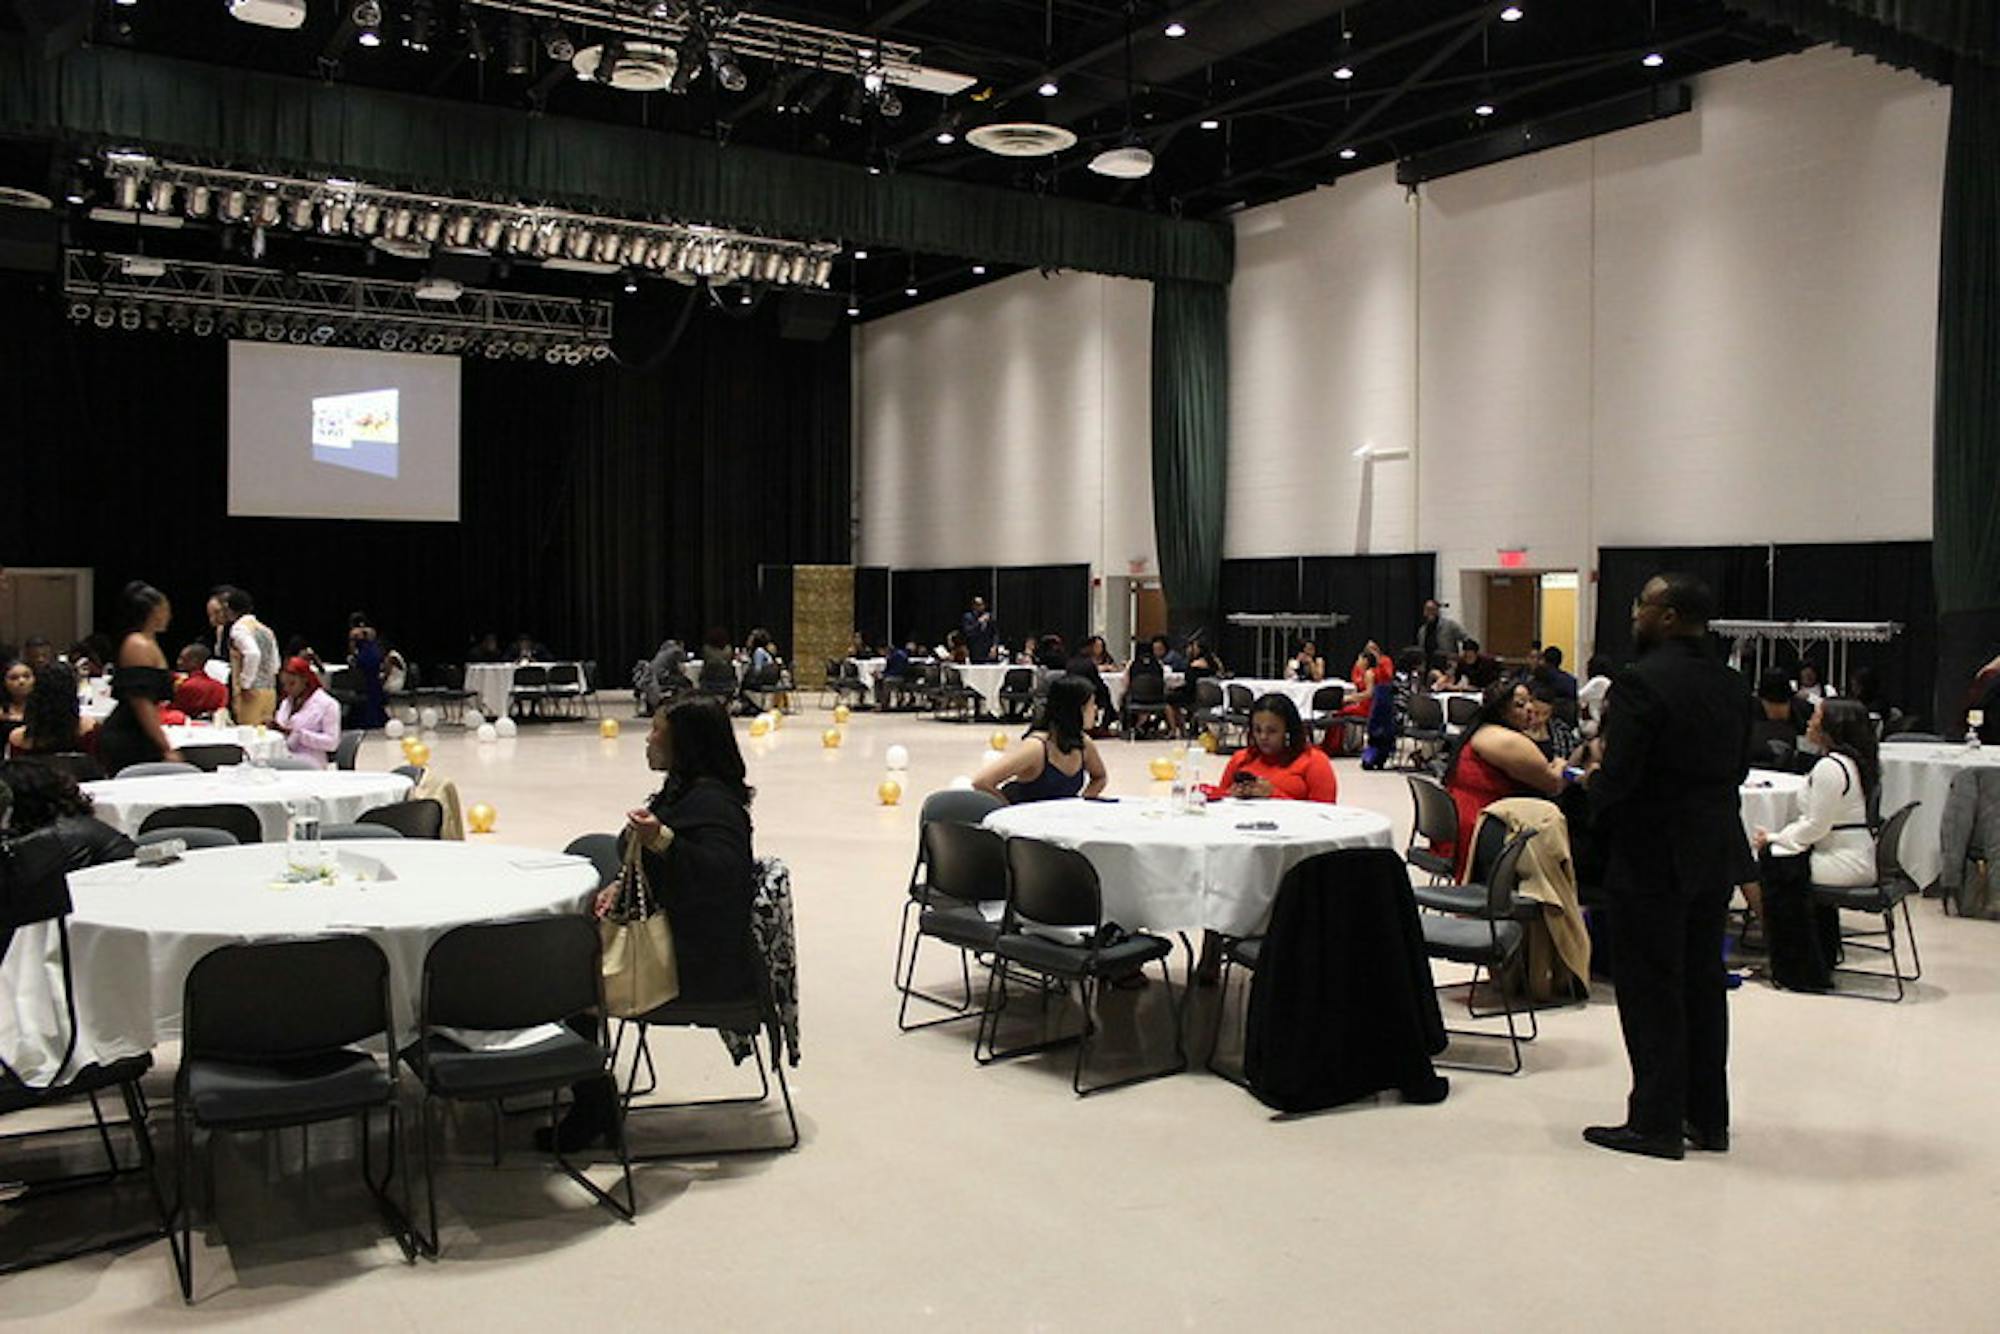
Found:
[884,744,910,770]
[495,717,518,738]
[384,718,405,738]
[948,774,974,791]
[476,723,498,743]
[464,710,485,728]
[402,706,419,724]
[419,707,440,730]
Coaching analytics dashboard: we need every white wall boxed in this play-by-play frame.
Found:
[854,46,1949,657]
[854,270,1156,591]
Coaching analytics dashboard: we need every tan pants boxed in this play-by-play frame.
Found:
[233,688,277,726]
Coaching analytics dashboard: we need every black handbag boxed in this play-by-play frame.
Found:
[0,827,80,1091]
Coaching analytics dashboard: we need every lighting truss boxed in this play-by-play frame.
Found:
[99,152,842,290]
[466,1,977,93]
[63,251,615,362]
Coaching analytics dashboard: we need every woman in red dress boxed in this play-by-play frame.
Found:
[1218,694,1338,803]
[1438,679,1570,877]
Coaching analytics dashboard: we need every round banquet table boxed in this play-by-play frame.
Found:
[1224,678,1346,718]
[163,723,287,764]
[0,840,599,1082]
[955,663,1016,717]
[1739,771,1807,846]
[83,768,414,841]
[1878,740,2000,888]
[984,796,1396,937]
[463,660,585,717]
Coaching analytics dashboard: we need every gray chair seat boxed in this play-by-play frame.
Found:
[1413,883,1487,914]
[1812,878,1913,911]
[400,1031,605,1099]
[185,1049,390,1128]
[321,822,404,840]
[1408,848,1457,881]
[630,996,765,1031]
[0,1054,153,1116]
[1420,916,1524,967]
[993,930,1171,979]
[920,903,1002,951]
[1224,936,1261,970]
[136,826,240,850]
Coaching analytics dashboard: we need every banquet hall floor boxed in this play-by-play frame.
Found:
[7,703,1999,1330]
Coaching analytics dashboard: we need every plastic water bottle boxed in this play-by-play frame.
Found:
[286,798,323,876]
[1169,762,1188,812]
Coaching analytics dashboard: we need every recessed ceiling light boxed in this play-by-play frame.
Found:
[972,264,987,275]
[1038,80,1059,97]
[905,285,918,296]
[846,304,860,316]
[1338,147,1358,160]
[1474,102,1496,117]
[1163,22,1187,38]
[358,29,381,46]
[935,130,956,145]
[1499,5,1524,20]
[854,249,869,259]
[1200,118,1220,131]
[1333,65,1354,80]
[1641,51,1665,67]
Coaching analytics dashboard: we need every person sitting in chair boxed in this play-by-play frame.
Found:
[973,675,1107,804]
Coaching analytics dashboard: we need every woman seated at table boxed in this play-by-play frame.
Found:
[1438,679,1570,878]
[1,656,31,734]
[271,656,342,768]
[1218,694,1337,803]
[7,661,99,761]
[1751,698,1877,989]
[1285,640,1327,683]
[1080,635,1120,672]
[0,759,135,869]
[697,626,738,694]
[1173,635,1224,729]
[546,696,759,1151]
[974,674,1106,804]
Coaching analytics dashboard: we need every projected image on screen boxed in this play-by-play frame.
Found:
[311,388,401,479]
[229,342,460,522]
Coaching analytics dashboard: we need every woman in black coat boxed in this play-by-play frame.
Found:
[542,696,757,1151]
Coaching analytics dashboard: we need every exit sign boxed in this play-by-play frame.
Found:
[1497,549,1528,569]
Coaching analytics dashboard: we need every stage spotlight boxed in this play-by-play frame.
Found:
[541,22,573,62]
[288,322,309,343]
[263,320,284,341]
[503,16,532,74]
[93,302,116,328]
[421,332,444,352]
[185,184,212,218]
[710,46,746,93]
[111,174,141,210]
[416,211,444,243]
[354,0,382,46]
[120,305,142,331]
[147,179,176,212]
[484,341,505,359]
[244,314,266,337]
[220,189,247,222]
[67,299,91,322]
[311,323,335,344]
[193,312,215,336]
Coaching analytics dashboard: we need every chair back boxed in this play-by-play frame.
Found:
[422,915,601,1032]
[1405,774,1460,848]
[1477,828,1538,917]
[1127,671,1166,704]
[178,744,245,773]
[1407,694,1444,729]
[1444,695,1480,728]
[328,666,359,696]
[1226,683,1254,714]
[548,662,583,688]
[118,761,199,779]
[392,764,425,783]
[1874,801,1921,887]
[137,803,262,844]
[333,731,363,771]
[1309,685,1343,714]
[1466,812,1514,883]
[1195,678,1224,711]
[37,751,106,783]
[182,935,391,1061]
[359,798,445,839]
[919,787,1005,829]
[1002,667,1035,693]
[1003,837,1103,930]
[136,826,239,850]
[320,822,403,840]
[564,832,622,885]
[920,821,1009,905]
[513,664,548,691]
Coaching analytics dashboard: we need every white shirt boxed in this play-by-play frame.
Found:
[1769,752,1875,886]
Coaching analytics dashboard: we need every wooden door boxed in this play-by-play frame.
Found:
[1482,574,1538,659]
[3,571,80,650]
[1133,586,1168,655]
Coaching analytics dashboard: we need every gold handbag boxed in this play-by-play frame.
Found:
[600,833,680,1017]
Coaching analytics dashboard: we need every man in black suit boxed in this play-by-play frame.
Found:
[961,596,997,663]
[1584,573,1752,1160]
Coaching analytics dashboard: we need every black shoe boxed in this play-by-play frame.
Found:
[533,1079,616,1154]
[1582,1124,1685,1160]
[1683,1123,1730,1153]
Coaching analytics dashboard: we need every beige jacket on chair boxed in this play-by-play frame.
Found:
[1477,797,1590,1001]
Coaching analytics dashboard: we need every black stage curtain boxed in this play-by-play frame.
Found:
[854,566,891,651]
[1217,557,1302,670]
[993,564,1091,649]
[1594,547,1770,669]
[1726,0,1997,82]
[1771,542,1937,723]
[1300,554,1440,668]
[889,568,992,649]
[0,288,849,675]
[754,565,795,652]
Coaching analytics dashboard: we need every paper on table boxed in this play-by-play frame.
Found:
[507,855,584,871]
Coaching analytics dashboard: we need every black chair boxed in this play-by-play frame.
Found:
[1886,732,1946,743]
[1222,683,1255,742]
[930,666,981,722]
[564,832,622,887]
[402,916,633,1255]
[169,936,416,1301]
[1121,670,1171,741]
[327,666,361,718]
[392,764,426,783]
[1191,678,1227,741]
[818,658,870,711]
[136,825,241,850]
[508,664,550,719]
[996,667,1038,721]
[358,798,446,840]
[976,838,1185,1095]
[176,744,245,773]
[415,663,478,722]
[38,751,107,783]
[333,731,363,771]
[1443,694,1481,732]
[1810,801,1923,1002]
[894,789,1006,996]
[137,803,263,845]
[320,822,404,840]
[1419,827,1540,1074]
[898,820,1009,1032]
[0,827,171,1276]
[579,660,604,718]
[1303,684,1345,740]
[1202,933,1264,1085]
[545,662,588,719]
[118,760,200,779]
[1403,773,1461,885]
[1401,694,1447,766]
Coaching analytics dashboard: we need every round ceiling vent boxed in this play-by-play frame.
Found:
[572,42,677,93]
[1088,145,1155,179]
[966,123,1079,157]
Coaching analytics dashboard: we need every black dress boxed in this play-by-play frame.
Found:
[620,777,757,1004]
[98,663,172,776]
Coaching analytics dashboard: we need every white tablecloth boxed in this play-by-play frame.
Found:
[1223,678,1347,718]
[956,663,1017,716]
[984,796,1395,936]
[0,840,597,1081]
[462,661,584,717]
[163,724,287,764]
[849,657,887,694]
[1739,772,1807,847]
[83,769,414,841]
[1879,741,2000,887]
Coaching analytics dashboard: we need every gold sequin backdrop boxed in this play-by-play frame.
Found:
[791,565,854,686]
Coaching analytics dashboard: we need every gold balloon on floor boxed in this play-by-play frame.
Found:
[989,730,1010,752]
[877,778,903,806]
[1198,731,1219,754]
[768,710,783,729]
[833,705,851,724]
[1148,756,1179,782]
[405,741,431,767]
[822,727,844,748]
[599,718,620,739]
[748,716,771,738]
[467,802,496,834]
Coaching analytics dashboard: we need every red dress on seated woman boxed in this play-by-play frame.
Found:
[1440,743,1524,878]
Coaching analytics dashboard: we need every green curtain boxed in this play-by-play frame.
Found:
[1726,0,1999,80]
[1151,279,1229,636]
[0,38,1231,285]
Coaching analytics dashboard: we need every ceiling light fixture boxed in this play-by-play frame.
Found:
[406,0,434,51]
[971,264,987,275]
[1163,21,1187,38]
[1038,80,1059,97]
[542,23,574,62]
[1200,118,1220,131]
[353,0,382,46]
[1474,102,1496,117]
[710,46,747,92]
[935,130,956,145]
[1499,5,1524,20]
[1642,51,1665,67]
[1333,64,1354,80]
[1338,146,1358,160]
